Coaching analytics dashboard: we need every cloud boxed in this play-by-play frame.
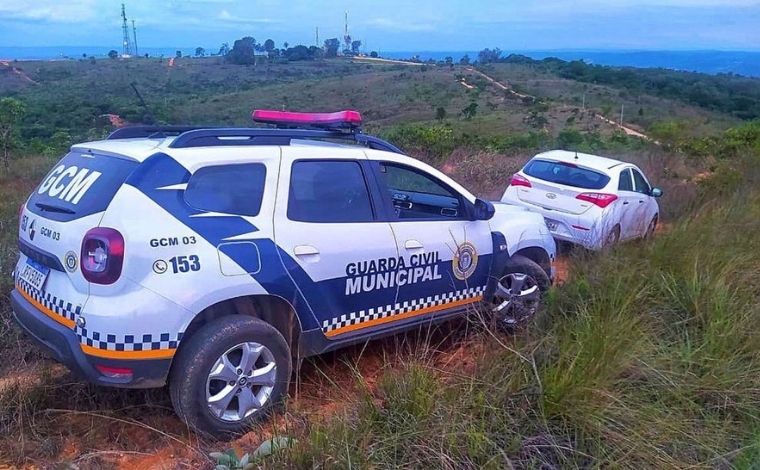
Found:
[0,0,98,22]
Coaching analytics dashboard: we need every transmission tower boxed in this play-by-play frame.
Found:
[343,11,351,53]
[132,20,139,57]
[121,4,132,57]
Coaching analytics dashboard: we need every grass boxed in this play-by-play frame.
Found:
[256,155,760,468]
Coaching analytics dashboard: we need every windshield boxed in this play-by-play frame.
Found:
[523,159,611,190]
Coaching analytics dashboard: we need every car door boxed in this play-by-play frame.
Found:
[616,168,639,239]
[631,168,656,238]
[274,149,399,339]
[372,160,493,315]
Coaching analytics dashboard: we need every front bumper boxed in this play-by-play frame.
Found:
[10,288,171,388]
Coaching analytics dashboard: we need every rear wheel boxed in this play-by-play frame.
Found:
[604,225,621,248]
[644,216,658,239]
[169,316,291,438]
[491,255,550,330]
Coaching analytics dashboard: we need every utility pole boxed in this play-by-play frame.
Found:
[132,20,139,57]
[315,26,319,47]
[619,103,624,126]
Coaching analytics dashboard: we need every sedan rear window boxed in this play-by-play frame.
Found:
[523,159,610,190]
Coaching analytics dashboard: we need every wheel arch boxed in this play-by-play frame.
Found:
[512,246,552,279]
[178,294,304,358]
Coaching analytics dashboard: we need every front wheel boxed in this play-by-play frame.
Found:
[169,316,291,438]
[491,255,550,330]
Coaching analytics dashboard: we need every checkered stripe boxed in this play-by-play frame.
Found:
[16,274,183,353]
[322,285,486,334]
[16,277,80,323]
[75,326,184,352]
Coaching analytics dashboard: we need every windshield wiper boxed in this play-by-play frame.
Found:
[35,202,75,214]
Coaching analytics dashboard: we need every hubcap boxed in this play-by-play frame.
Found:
[492,272,541,326]
[206,342,277,422]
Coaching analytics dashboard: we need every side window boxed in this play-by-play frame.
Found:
[618,169,633,192]
[288,160,374,223]
[379,162,464,220]
[185,163,266,216]
[631,169,651,195]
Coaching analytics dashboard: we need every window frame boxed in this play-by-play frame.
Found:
[370,160,473,222]
[286,158,380,224]
[631,168,652,195]
[618,168,634,192]
[184,162,268,217]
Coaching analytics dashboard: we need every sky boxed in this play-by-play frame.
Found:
[0,0,758,52]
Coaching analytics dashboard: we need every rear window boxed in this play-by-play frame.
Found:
[28,151,139,222]
[185,164,267,216]
[524,159,610,190]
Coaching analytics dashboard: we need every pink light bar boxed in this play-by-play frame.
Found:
[251,109,362,128]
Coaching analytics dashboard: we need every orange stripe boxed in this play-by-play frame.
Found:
[325,295,483,337]
[80,344,176,360]
[16,283,76,329]
[17,283,175,360]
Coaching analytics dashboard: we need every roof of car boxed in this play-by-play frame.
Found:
[532,150,626,172]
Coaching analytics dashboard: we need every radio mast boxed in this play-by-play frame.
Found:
[132,20,139,57]
[121,4,133,57]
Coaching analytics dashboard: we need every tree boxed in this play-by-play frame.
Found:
[108,50,118,59]
[477,48,502,64]
[283,41,289,49]
[175,50,182,58]
[435,106,447,121]
[351,40,362,55]
[444,56,453,66]
[264,39,275,53]
[459,54,470,65]
[218,42,230,56]
[0,97,25,168]
[195,47,205,57]
[226,36,256,65]
[324,38,340,58]
[461,102,478,120]
[370,51,378,58]
[284,45,311,61]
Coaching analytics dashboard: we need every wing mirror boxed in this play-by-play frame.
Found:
[651,188,663,198]
[472,198,495,221]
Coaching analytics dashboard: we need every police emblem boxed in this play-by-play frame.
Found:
[452,242,478,280]
[64,251,78,272]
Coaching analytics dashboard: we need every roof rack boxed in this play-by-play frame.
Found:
[107,125,218,140]
[167,128,403,154]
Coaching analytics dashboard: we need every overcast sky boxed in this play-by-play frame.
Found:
[0,0,758,51]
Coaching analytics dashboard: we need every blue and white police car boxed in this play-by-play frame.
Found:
[12,110,556,436]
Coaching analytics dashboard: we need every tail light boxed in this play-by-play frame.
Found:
[510,174,532,188]
[576,192,618,208]
[96,364,133,380]
[81,227,124,284]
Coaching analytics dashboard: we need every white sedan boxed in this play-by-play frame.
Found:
[501,150,662,250]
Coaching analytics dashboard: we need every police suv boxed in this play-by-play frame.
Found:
[12,110,555,436]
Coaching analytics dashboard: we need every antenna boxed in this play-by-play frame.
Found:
[121,4,132,57]
[132,20,139,57]
[316,26,319,46]
[343,11,351,53]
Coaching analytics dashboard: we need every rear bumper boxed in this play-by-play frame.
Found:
[10,288,170,388]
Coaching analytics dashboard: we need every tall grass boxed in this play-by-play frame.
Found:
[262,157,760,468]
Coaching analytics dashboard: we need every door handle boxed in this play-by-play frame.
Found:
[404,239,424,250]
[638,200,644,204]
[623,201,629,205]
[294,245,320,256]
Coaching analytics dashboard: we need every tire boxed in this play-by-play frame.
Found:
[490,255,551,331]
[604,225,621,248]
[644,216,658,239]
[169,315,291,438]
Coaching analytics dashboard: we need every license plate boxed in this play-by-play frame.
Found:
[19,259,50,292]
[545,219,559,231]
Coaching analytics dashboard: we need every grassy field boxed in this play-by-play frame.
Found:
[1,56,760,467]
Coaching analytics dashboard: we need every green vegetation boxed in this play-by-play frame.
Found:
[502,54,760,120]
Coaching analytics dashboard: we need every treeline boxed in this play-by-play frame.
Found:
[490,53,760,120]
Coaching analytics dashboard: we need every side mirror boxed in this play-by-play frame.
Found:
[651,188,663,198]
[472,198,495,221]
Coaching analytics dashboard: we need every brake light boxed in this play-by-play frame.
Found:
[81,227,124,284]
[510,174,532,188]
[251,109,362,128]
[576,192,618,208]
